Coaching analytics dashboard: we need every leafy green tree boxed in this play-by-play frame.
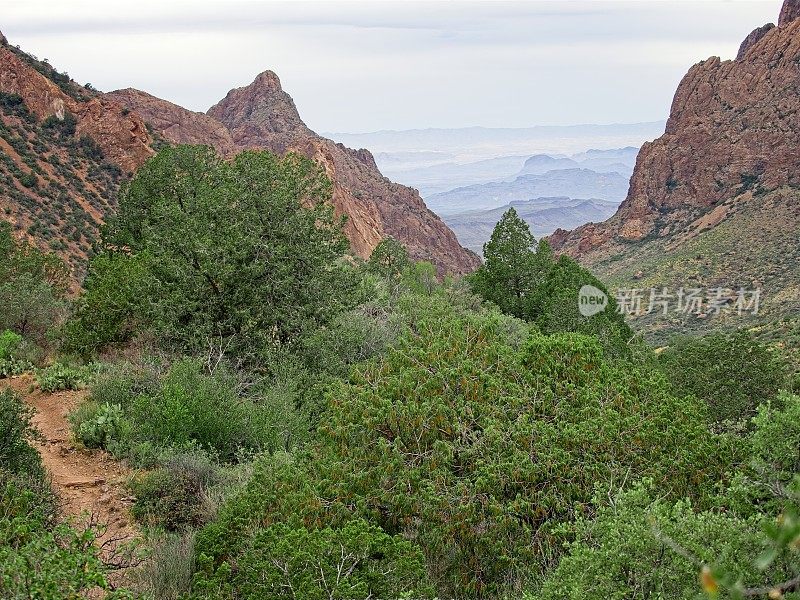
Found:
[659,331,788,425]
[71,145,358,361]
[470,208,540,316]
[470,210,631,355]
[368,237,410,282]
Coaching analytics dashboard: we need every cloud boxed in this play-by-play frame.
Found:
[2,0,783,131]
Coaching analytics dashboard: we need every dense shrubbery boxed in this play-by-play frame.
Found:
[658,331,788,425]
[540,395,800,599]
[72,358,309,465]
[35,361,96,392]
[194,312,736,598]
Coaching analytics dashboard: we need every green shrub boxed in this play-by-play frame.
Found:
[0,329,22,360]
[0,356,32,378]
[659,331,788,425]
[130,531,195,600]
[36,362,95,392]
[70,401,129,454]
[129,450,219,531]
[538,483,799,600]
[196,519,433,600]
[126,360,250,461]
[0,388,43,478]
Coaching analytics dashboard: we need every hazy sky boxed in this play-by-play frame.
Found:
[3,0,783,133]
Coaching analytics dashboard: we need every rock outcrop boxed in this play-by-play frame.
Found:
[0,32,478,277]
[0,47,152,174]
[0,40,154,270]
[106,88,237,156]
[113,71,480,275]
[551,0,800,259]
[736,23,774,60]
[779,0,800,26]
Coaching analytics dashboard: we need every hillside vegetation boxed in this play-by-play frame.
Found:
[0,144,797,598]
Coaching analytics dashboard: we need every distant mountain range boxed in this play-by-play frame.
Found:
[444,198,619,254]
[428,169,630,215]
[326,122,665,158]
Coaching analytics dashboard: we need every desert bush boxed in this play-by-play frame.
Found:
[537,483,799,600]
[195,317,736,598]
[36,362,95,392]
[0,388,43,478]
[196,519,433,600]
[130,531,195,600]
[70,401,130,454]
[0,329,22,360]
[129,449,219,531]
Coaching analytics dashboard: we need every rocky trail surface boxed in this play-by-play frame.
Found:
[1,375,139,557]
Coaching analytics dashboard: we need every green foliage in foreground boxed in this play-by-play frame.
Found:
[539,483,799,600]
[71,359,310,465]
[35,362,96,392]
[540,395,800,599]
[658,331,789,425]
[194,314,736,598]
[67,145,359,362]
[195,519,432,600]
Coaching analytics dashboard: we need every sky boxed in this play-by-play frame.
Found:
[2,0,783,133]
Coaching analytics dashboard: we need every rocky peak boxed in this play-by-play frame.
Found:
[550,0,800,258]
[736,23,774,60]
[207,70,310,141]
[779,0,800,26]
[0,30,7,46]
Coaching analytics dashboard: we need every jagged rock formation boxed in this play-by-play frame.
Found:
[736,23,774,60]
[779,0,800,26]
[551,1,800,257]
[107,88,237,156]
[113,71,480,274]
[548,1,800,337]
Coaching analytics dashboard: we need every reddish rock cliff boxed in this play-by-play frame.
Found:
[106,88,237,156]
[0,45,152,174]
[551,0,800,260]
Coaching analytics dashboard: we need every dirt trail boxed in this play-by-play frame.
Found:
[2,375,139,554]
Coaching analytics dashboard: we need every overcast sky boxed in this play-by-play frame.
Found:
[3,0,783,132]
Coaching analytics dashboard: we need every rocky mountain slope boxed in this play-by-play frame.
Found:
[0,32,478,277]
[0,32,153,270]
[109,73,479,275]
[549,0,800,336]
